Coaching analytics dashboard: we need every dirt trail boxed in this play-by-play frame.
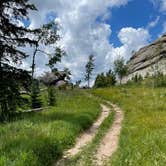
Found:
[55,104,110,166]
[55,101,124,166]
[95,102,124,166]
[65,104,110,157]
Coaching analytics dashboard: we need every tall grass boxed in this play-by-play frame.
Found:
[0,90,100,166]
[92,86,166,166]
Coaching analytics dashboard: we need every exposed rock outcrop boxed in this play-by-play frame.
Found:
[123,33,166,82]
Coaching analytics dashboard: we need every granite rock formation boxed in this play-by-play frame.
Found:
[123,33,166,82]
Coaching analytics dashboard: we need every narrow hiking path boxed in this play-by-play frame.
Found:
[95,102,124,166]
[65,104,110,156]
[55,101,124,166]
[55,104,110,165]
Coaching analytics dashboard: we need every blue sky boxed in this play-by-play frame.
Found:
[105,0,165,46]
[22,0,166,84]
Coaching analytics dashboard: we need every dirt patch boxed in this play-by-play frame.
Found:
[95,103,124,166]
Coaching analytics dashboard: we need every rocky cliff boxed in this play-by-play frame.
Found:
[123,33,166,82]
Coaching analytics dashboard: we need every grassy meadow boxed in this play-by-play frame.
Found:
[0,90,100,166]
[92,86,166,166]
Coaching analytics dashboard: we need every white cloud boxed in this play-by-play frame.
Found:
[111,27,150,61]
[150,0,166,12]
[118,27,150,46]
[160,0,166,12]
[147,16,160,29]
[25,0,151,85]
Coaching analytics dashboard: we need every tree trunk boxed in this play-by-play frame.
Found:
[87,73,90,88]
[0,56,8,120]
[31,44,38,79]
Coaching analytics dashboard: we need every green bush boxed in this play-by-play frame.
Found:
[47,86,56,106]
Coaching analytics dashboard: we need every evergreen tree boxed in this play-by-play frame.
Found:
[0,0,39,119]
[85,55,95,88]
[94,70,116,88]
[94,73,105,88]
[106,69,116,86]
[47,86,56,106]
[31,79,42,109]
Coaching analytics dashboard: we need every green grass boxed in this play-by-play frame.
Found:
[91,86,166,166]
[0,90,100,166]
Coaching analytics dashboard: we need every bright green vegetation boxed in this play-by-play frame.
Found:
[0,90,100,166]
[92,86,166,166]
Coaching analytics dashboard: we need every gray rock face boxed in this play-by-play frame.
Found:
[123,33,166,82]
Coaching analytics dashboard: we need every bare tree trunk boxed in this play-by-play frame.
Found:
[88,74,90,88]
[31,44,38,79]
[0,56,8,120]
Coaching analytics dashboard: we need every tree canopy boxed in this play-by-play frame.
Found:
[113,57,128,84]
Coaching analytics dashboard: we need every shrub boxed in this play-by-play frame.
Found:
[47,86,56,106]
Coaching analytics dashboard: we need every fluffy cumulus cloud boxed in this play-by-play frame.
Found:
[107,27,150,67]
[24,0,151,84]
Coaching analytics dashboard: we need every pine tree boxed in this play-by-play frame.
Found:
[94,70,116,88]
[0,0,39,119]
[105,69,116,86]
[85,55,95,88]
[31,79,42,109]
[47,86,56,106]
